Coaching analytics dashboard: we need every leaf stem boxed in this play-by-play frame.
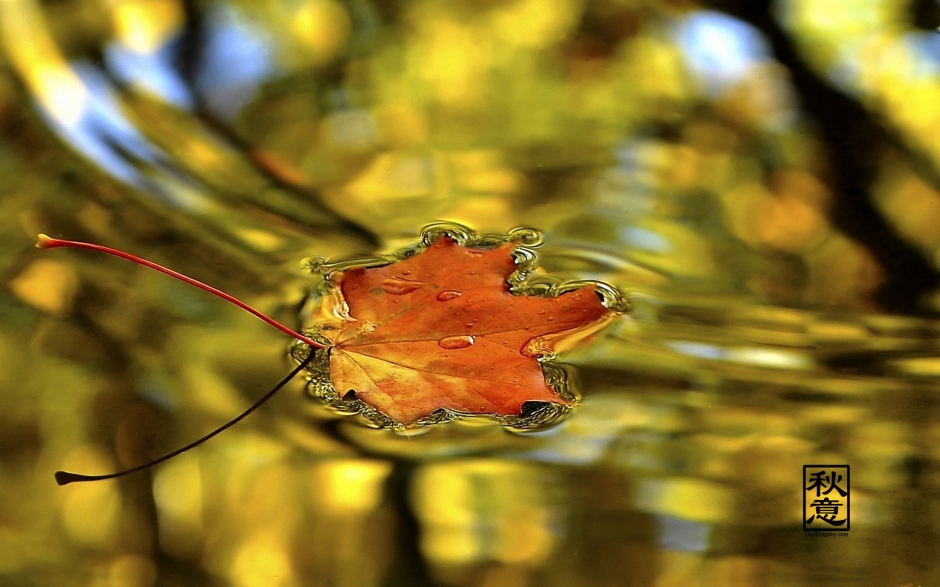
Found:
[37,234,324,349]
[54,351,316,485]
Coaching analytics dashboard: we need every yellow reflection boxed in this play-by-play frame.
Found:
[726,346,812,369]
[628,220,717,278]
[418,20,485,107]
[805,234,882,306]
[722,175,831,254]
[230,531,296,587]
[308,459,392,515]
[232,227,286,253]
[874,161,940,255]
[153,454,203,556]
[413,460,555,567]
[9,259,79,316]
[291,0,350,63]
[893,357,940,377]
[109,554,156,587]
[655,550,704,586]
[450,150,523,194]
[701,555,770,586]
[59,450,122,548]
[349,149,435,197]
[323,110,377,149]
[491,0,581,49]
[110,0,184,53]
[634,477,733,524]
[0,0,87,125]
[619,36,691,106]
[374,104,428,148]
[752,195,828,253]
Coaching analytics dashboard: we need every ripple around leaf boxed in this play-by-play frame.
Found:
[294,224,624,432]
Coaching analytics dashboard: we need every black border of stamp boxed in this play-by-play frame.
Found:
[803,464,850,532]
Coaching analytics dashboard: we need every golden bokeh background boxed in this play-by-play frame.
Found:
[2,0,940,585]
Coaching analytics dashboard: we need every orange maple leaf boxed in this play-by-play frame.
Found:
[310,236,618,425]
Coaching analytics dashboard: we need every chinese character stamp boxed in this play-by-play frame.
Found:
[803,465,849,531]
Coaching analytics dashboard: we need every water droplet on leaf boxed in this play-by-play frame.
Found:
[438,335,475,349]
[436,290,462,301]
[382,277,422,295]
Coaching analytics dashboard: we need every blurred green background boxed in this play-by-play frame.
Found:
[2,0,940,585]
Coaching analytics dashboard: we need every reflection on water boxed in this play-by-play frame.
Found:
[1,0,940,585]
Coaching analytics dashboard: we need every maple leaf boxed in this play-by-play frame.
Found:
[307,235,619,426]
